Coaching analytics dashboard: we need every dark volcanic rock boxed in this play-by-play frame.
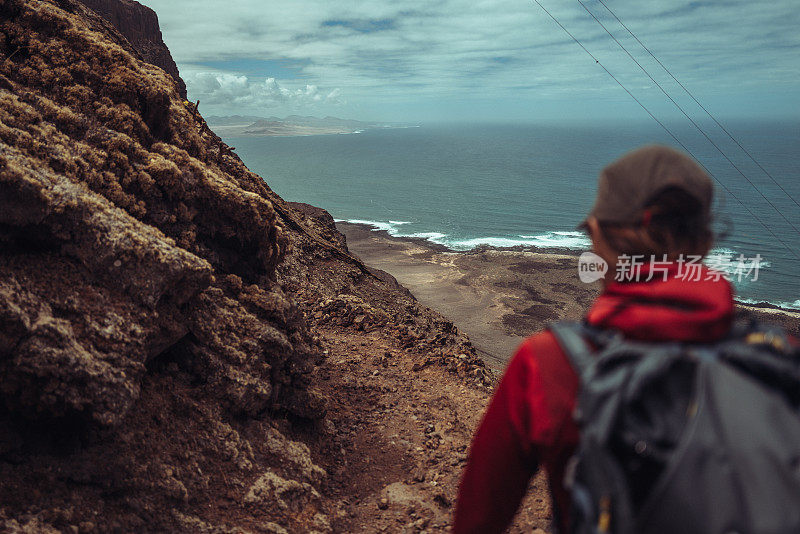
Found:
[289,201,347,250]
[77,0,188,98]
[0,158,212,425]
[0,0,310,426]
[0,0,491,531]
[0,0,327,530]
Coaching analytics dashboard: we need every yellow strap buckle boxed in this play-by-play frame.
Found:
[598,495,612,532]
[745,332,788,352]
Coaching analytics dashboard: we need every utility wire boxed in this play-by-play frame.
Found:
[576,0,800,238]
[530,0,800,260]
[595,0,800,211]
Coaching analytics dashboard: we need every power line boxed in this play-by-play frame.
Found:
[576,0,800,238]
[530,0,800,260]
[595,0,800,211]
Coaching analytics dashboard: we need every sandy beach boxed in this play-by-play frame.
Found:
[337,222,601,371]
[337,221,800,372]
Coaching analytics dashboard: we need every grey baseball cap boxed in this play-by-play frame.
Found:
[580,145,713,228]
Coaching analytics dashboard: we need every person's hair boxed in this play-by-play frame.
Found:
[597,187,713,259]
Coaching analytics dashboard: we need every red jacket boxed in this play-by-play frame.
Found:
[453,265,734,533]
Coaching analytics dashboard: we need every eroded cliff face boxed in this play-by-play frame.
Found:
[0,0,327,529]
[0,0,325,420]
[77,0,187,98]
[0,0,494,531]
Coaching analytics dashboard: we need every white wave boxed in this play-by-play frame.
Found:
[343,219,411,237]
[448,237,537,250]
[408,231,448,244]
[516,231,591,249]
[543,231,587,237]
[341,219,592,250]
[448,232,590,251]
[704,251,772,271]
[709,247,738,256]
[735,297,800,311]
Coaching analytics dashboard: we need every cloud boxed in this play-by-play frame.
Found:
[140,0,800,120]
[183,71,342,111]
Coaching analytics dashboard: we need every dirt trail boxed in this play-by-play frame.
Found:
[307,324,553,533]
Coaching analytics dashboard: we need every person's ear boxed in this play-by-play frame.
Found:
[586,217,616,284]
[586,217,600,242]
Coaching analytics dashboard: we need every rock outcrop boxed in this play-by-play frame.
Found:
[77,0,188,98]
[288,201,347,250]
[0,0,320,424]
[0,0,327,529]
[0,0,492,531]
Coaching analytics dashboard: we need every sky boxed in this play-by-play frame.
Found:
[139,0,800,123]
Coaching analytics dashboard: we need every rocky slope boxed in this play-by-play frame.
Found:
[77,0,187,98]
[0,1,511,532]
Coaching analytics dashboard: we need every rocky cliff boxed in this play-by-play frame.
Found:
[0,0,497,532]
[77,0,187,98]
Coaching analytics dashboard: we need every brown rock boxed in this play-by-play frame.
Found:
[0,0,326,531]
[77,0,187,98]
[0,1,502,533]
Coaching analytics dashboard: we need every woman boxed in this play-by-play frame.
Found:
[453,145,734,533]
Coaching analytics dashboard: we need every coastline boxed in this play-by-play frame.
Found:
[338,221,800,313]
[209,124,364,137]
[337,221,601,370]
[337,221,800,371]
[210,123,417,138]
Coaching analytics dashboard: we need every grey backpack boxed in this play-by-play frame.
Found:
[550,318,800,534]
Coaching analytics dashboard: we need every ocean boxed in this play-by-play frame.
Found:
[222,120,800,309]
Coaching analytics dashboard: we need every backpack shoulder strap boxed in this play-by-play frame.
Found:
[549,321,598,381]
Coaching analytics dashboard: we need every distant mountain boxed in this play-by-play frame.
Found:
[206,115,415,137]
[270,115,376,129]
